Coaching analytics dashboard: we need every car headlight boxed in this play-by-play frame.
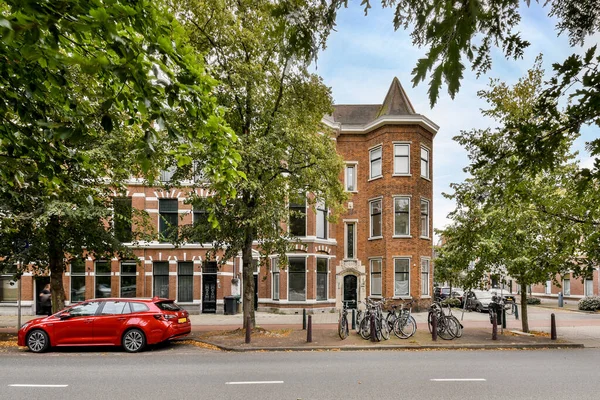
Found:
[20,322,31,331]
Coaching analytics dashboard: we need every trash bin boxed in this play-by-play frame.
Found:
[224,296,237,315]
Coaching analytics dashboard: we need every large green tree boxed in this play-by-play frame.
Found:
[172,0,346,328]
[436,61,587,332]
[0,0,240,311]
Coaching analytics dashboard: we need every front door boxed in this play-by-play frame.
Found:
[343,275,357,309]
[202,274,217,313]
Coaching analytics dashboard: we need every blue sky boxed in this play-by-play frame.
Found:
[314,1,600,238]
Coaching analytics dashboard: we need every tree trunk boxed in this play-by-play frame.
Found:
[47,215,66,313]
[242,226,256,330]
[520,289,529,333]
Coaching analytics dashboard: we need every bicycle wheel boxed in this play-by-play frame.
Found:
[450,315,462,338]
[374,318,383,342]
[380,317,390,340]
[437,316,457,340]
[359,316,371,340]
[400,315,417,339]
[385,311,396,332]
[338,314,349,340]
[355,310,363,333]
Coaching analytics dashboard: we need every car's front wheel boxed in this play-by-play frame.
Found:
[27,329,50,353]
[122,329,146,353]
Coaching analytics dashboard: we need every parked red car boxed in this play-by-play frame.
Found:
[18,297,191,353]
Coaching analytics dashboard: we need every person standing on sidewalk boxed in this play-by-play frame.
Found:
[39,284,52,316]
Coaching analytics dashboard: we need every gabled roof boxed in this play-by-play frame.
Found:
[324,77,438,135]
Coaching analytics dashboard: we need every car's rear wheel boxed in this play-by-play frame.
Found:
[27,329,50,353]
[122,329,146,353]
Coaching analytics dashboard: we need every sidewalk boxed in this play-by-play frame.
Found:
[1,303,593,352]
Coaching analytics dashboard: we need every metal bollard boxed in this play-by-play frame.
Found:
[551,313,557,340]
[514,303,519,320]
[370,314,377,342]
[431,312,437,341]
[492,312,498,340]
[307,315,312,343]
[351,309,356,330]
[245,316,251,344]
[302,308,306,330]
[558,292,564,308]
[502,308,506,330]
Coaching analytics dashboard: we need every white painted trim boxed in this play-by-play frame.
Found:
[321,114,439,136]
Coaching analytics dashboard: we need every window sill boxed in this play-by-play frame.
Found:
[368,175,383,182]
[420,236,431,241]
[421,176,431,182]
[392,296,412,300]
[392,173,411,177]
[421,296,431,299]
[368,236,383,241]
[345,190,358,193]
[392,235,412,239]
[368,295,382,299]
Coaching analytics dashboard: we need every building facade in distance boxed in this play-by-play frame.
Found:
[0,78,438,315]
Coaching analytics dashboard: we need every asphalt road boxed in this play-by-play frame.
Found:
[1,345,599,400]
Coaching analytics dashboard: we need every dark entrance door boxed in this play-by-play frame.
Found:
[202,274,217,313]
[35,277,50,315]
[253,275,258,311]
[343,275,357,309]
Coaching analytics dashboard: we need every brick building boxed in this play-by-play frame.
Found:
[0,78,439,315]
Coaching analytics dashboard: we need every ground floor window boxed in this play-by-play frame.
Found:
[95,260,112,298]
[585,279,593,296]
[316,258,328,301]
[563,277,570,296]
[394,258,410,296]
[178,262,193,302]
[370,259,382,296]
[288,258,306,301]
[153,262,170,298]
[421,258,430,296]
[120,261,137,298]
[0,276,18,302]
[272,258,280,301]
[70,259,86,302]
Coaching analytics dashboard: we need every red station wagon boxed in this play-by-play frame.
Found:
[18,297,191,353]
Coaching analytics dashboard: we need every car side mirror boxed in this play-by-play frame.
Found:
[58,312,71,320]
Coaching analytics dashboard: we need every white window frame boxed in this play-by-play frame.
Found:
[369,197,383,239]
[421,258,430,297]
[394,257,411,297]
[271,257,280,301]
[420,146,430,179]
[585,279,594,296]
[345,162,358,192]
[344,221,357,260]
[545,280,552,294]
[369,145,383,180]
[287,256,307,302]
[316,257,328,301]
[393,142,411,175]
[370,258,382,296]
[316,200,328,239]
[393,195,411,237]
[420,198,430,239]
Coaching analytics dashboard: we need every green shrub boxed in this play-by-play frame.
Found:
[578,296,600,311]
[441,298,461,308]
[526,297,541,305]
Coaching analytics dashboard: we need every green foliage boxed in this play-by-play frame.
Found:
[578,296,600,311]
[172,0,347,324]
[526,297,541,305]
[441,298,461,308]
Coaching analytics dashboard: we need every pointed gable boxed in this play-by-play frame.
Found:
[376,77,415,117]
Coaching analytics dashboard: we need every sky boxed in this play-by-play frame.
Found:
[313,1,600,240]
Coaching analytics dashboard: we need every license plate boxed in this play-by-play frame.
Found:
[178,317,187,323]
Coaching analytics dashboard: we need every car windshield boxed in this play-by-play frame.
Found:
[155,301,181,311]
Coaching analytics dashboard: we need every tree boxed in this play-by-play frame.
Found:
[0,0,240,311]
[436,61,586,332]
[172,0,347,328]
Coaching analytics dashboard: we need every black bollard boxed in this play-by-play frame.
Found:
[492,312,498,340]
[502,308,506,330]
[515,303,519,320]
[551,313,557,340]
[307,315,312,343]
[302,308,306,330]
[352,309,356,330]
[245,316,251,344]
[431,312,437,341]
[370,314,377,342]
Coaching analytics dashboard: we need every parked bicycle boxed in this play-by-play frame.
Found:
[391,300,417,339]
[358,298,389,341]
[427,301,462,340]
[338,300,355,340]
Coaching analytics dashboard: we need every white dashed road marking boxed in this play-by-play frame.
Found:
[225,381,284,385]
